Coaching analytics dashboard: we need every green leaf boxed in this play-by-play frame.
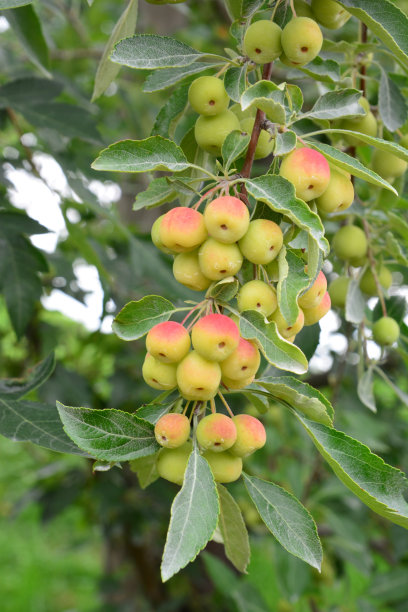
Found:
[92,0,138,101]
[142,62,222,92]
[224,0,242,20]
[241,81,286,124]
[217,484,250,573]
[345,278,365,324]
[0,0,32,6]
[130,453,159,489]
[0,353,55,400]
[368,568,408,604]
[224,65,247,103]
[0,210,49,235]
[243,473,322,570]
[277,247,309,326]
[92,136,190,173]
[378,68,408,132]
[208,277,240,302]
[161,446,219,581]
[274,130,296,157]
[296,414,408,529]
[311,131,408,164]
[241,0,264,19]
[112,295,175,341]
[337,0,408,69]
[242,391,269,414]
[301,89,364,121]
[151,85,189,139]
[222,129,250,171]
[357,367,376,413]
[239,310,308,375]
[297,56,340,84]
[19,102,101,144]
[0,77,62,108]
[245,175,329,256]
[385,232,408,265]
[57,402,159,461]
[133,177,178,211]
[136,402,172,424]
[255,375,334,425]
[5,5,49,75]
[0,399,86,456]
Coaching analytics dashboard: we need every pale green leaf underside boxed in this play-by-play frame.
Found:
[217,484,250,573]
[277,247,309,326]
[143,62,222,92]
[241,80,286,124]
[112,295,175,341]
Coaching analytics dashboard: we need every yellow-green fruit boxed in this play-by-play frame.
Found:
[298,271,327,309]
[154,413,191,448]
[371,148,408,181]
[220,337,261,381]
[159,207,207,253]
[281,17,323,66]
[279,147,331,202]
[230,103,256,122]
[359,266,392,296]
[156,441,192,485]
[202,450,243,483]
[142,353,177,390]
[372,316,400,346]
[294,0,313,18]
[237,279,278,317]
[176,350,221,401]
[302,291,331,325]
[196,413,237,452]
[328,276,350,308]
[239,219,283,265]
[173,251,212,292]
[316,168,354,213]
[204,195,250,244]
[221,374,255,389]
[332,225,368,261]
[195,110,240,156]
[311,0,351,29]
[243,20,283,64]
[270,307,305,338]
[151,215,175,255]
[230,414,266,457]
[146,321,191,363]
[341,98,377,145]
[241,118,274,159]
[198,238,243,280]
[191,313,240,362]
[188,76,229,116]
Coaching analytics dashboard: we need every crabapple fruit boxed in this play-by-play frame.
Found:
[279,147,330,202]
[294,0,313,18]
[281,17,323,66]
[154,413,191,448]
[191,313,240,362]
[241,118,274,159]
[151,214,174,255]
[159,207,207,253]
[156,441,192,485]
[176,351,221,401]
[341,98,377,145]
[372,316,400,346]
[194,110,240,156]
[359,266,392,296]
[173,251,212,291]
[270,307,305,338]
[221,374,255,390]
[238,219,283,265]
[332,225,368,261]
[188,76,229,116]
[196,413,237,452]
[198,238,243,280]
[298,271,327,309]
[204,196,250,243]
[316,168,354,213]
[142,353,177,390]
[230,414,266,457]
[237,279,278,317]
[328,276,350,308]
[220,337,261,381]
[371,149,407,181]
[243,20,283,64]
[311,0,351,29]
[146,321,190,364]
[302,291,331,325]
[202,450,243,483]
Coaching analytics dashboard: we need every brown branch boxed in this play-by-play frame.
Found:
[359,23,368,98]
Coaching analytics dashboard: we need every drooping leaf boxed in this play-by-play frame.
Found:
[298,57,340,84]
[241,81,286,124]
[274,130,296,156]
[142,62,222,92]
[0,353,55,400]
[345,278,366,324]
[130,453,159,489]
[277,247,309,326]
[133,177,178,211]
[378,68,408,132]
[0,77,62,108]
[301,89,364,121]
[57,403,159,461]
[357,367,377,413]
[19,102,101,143]
[151,85,189,139]
[208,277,240,302]
[217,484,250,573]
[112,295,176,341]
[222,129,250,171]
[5,4,49,75]
[224,64,248,103]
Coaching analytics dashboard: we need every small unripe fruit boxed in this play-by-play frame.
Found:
[142,353,177,390]
[195,110,240,156]
[316,168,354,213]
[188,76,229,116]
[146,321,190,364]
[294,0,313,18]
[176,351,221,401]
[221,337,261,381]
[239,219,283,265]
[230,103,256,122]
[230,414,266,457]
[173,251,212,292]
[237,279,278,317]
[371,149,408,181]
[328,276,350,308]
[241,118,274,159]
[160,207,207,253]
[198,238,243,280]
[302,291,331,326]
[359,266,392,296]
[196,413,237,452]
[298,271,327,309]
[155,413,191,448]
[372,316,400,346]
[157,441,192,485]
[332,225,368,261]
[341,98,377,145]
[270,307,305,338]
[279,147,330,202]
[192,313,240,362]
[221,374,255,390]
[311,0,351,29]
[281,17,323,66]
[202,450,243,483]
[204,196,250,243]
[243,20,283,64]
[151,214,174,255]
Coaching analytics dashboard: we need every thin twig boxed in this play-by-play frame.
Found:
[6,108,40,177]
[362,218,387,317]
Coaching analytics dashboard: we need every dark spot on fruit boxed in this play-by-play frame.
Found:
[301,46,308,52]
[159,352,166,357]
[287,326,292,331]
[269,245,275,251]
[196,387,204,391]
[209,100,215,105]
[242,366,248,371]
[220,269,227,273]
[220,224,228,230]
[152,378,158,383]
[214,442,221,446]
[308,184,314,189]
[255,48,262,54]
[161,435,167,441]
[256,302,261,308]
[218,342,226,348]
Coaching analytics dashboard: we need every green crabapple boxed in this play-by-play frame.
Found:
[298,270,327,309]
[220,337,261,381]
[194,110,240,156]
[146,321,190,363]
[221,374,256,390]
[230,414,266,457]
[173,251,212,292]
[238,219,283,265]
[371,149,407,181]
[359,266,392,296]
[302,291,331,326]
[204,195,250,243]
[159,207,207,253]
[142,353,177,390]
[341,98,377,145]
[243,20,283,64]
[237,279,278,317]
[156,441,192,485]
[154,413,191,448]
[241,118,274,159]
[316,168,354,213]
[328,276,350,308]
[279,147,330,202]
[372,316,400,346]
[332,225,368,261]
[176,350,221,401]
[191,313,240,362]
[202,450,243,483]
[311,0,351,29]
[198,237,243,280]
[188,76,229,116]
[196,413,237,452]
[281,17,323,66]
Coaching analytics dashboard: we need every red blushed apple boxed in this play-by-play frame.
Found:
[279,147,330,202]
[230,414,266,457]
[204,195,250,243]
[159,207,207,253]
[196,413,237,452]
[192,313,240,362]
[302,291,331,326]
[146,321,191,363]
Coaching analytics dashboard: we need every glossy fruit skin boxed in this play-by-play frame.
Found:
[142,353,177,390]
[237,279,278,317]
[270,307,305,338]
[311,0,351,29]
[221,374,255,389]
[316,168,354,213]
[196,413,237,452]
[160,207,207,253]
[151,214,175,255]
[328,276,350,308]
[220,337,261,381]
[359,266,392,296]
[230,414,266,457]
[204,196,250,243]
[195,110,240,156]
[173,251,212,292]
[372,316,400,346]
[176,351,221,401]
[281,17,323,66]
[298,271,327,309]
[241,118,274,159]
[332,225,368,261]
[302,291,331,326]
[155,413,191,448]
[371,149,408,181]
[188,76,229,116]
[243,20,283,64]
[198,238,243,280]
[192,313,240,362]
[341,98,377,145]
[279,147,330,202]
[157,441,192,485]
[146,321,190,364]
[230,103,256,122]
[202,450,243,483]
[239,219,283,265]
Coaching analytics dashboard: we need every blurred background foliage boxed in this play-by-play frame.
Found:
[1,0,408,610]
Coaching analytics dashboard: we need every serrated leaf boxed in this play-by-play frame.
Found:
[378,68,408,132]
[57,402,159,461]
[5,4,50,75]
[256,375,334,425]
[277,247,309,326]
[245,175,329,256]
[151,84,189,139]
[274,130,296,157]
[161,446,219,581]
[217,484,250,573]
[239,310,308,375]
[296,414,408,529]
[112,295,175,341]
[208,277,239,302]
[242,391,269,414]
[130,453,159,489]
[224,65,247,103]
[241,81,286,124]
[92,137,190,173]
[298,57,340,84]
[243,474,322,570]
[241,0,264,18]
[0,0,32,6]
[345,278,366,324]
[0,353,55,400]
[312,131,408,164]
[136,402,171,424]
[302,89,364,121]
[133,177,178,211]
[142,62,222,92]
[222,130,250,171]
[357,367,377,413]
[92,0,138,101]
[0,77,62,108]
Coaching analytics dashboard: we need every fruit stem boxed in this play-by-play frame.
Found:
[181,301,205,326]
[362,218,387,317]
[217,391,235,418]
[210,397,216,414]
[182,401,191,416]
[193,185,221,210]
[359,22,368,98]
[186,305,207,331]
[289,0,297,18]
[189,401,198,423]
